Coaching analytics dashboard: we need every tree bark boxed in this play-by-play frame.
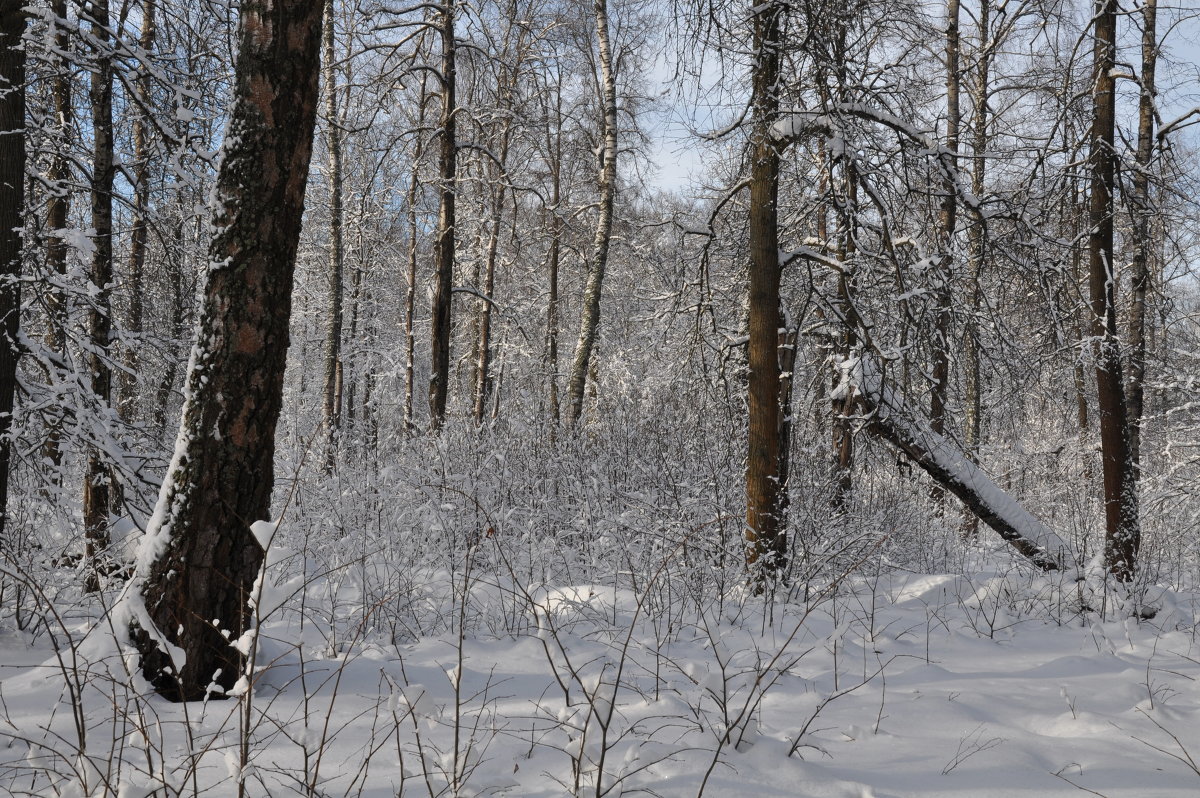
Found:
[565,0,618,427]
[83,0,115,590]
[321,0,344,462]
[42,0,69,477]
[0,1,23,546]
[132,0,324,701]
[1126,0,1156,468]
[744,0,787,574]
[1088,0,1139,581]
[428,0,456,430]
[120,0,156,423]
[929,0,959,504]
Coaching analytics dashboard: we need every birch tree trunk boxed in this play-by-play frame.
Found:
[565,0,618,427]
[321,0,344,462]
[132,0,324,701]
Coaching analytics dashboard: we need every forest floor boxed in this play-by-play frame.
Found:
[2,552,1200,797]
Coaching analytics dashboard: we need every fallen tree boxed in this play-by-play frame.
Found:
[840,351,1073,572]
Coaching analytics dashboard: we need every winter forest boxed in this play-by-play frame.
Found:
[1,0,1200,794]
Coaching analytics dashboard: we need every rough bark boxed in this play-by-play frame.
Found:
[83,0,115,589]
[428,0,456,429]
[132,0,324,701]
[744,0,787,573]
[404,76,429,431]
[565,0,618,427]
[1088,0,1139,581]
[0,1,23,546]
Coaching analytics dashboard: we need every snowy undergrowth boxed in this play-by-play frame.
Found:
[4,531,1200,797]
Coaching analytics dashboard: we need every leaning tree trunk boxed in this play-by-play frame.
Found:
[428,0,456,430]
[1088,0,1139,581]
[83,0,115,591]
[131,0,324,702]
[0,1,23,546]
[565,0,618,427]
[744,0,787,574]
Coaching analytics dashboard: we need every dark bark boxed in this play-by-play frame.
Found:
[0,1,23,546]
[1088,0,1139,581]
[134,0,324,701]
[83,0,115,589]
[428,0,456,429]
[42,0,68,476]
[744,0,787,573]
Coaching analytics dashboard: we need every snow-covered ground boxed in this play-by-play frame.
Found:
[3,553,1200,797]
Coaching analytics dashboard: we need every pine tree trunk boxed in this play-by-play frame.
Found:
[1088,0,1139,581]
[133,0,324,701]
[565,0,618,427]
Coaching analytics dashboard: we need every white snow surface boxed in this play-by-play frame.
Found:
[3,563,1200,797]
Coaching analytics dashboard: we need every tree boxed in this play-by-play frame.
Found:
[428,0,457,429]
[0,0,22,546]
[743,0,787,574]
[321,0,345,462]
[130,0,325,701]
[565,0,619,427]
[1087,0,1139,581]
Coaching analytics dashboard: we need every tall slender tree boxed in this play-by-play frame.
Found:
[428,0,457,429]
[1087,0,1139,581]
[0,1,22,546]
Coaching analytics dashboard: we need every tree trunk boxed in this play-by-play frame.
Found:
[850,351,1069,571]
[404,76,429,432]
[1088,0,1139,581]
[321,0,344,463]
[744,0,787,574]
[929,0,959,504]
[0,1,23,546]
[428,0,456,429]
[83,0,115,590]
[1126,0,1156,467]
[132,0,324,702]
[120,0,156,423]
[42,0,69,478]
[565,0,618,427]
[961,0,990,536]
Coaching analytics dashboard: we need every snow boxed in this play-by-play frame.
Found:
[4,561,1200,797]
